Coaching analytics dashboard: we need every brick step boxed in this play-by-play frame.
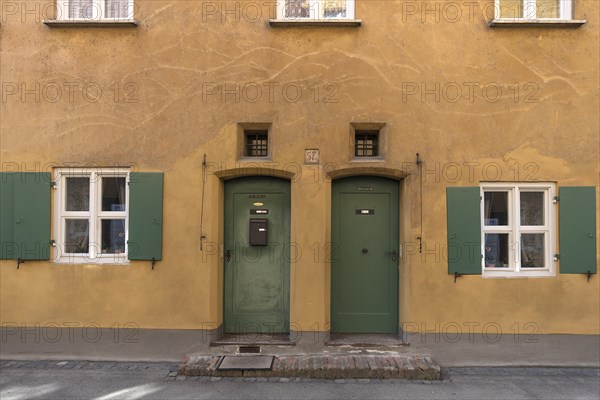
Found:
[178,354,440,380]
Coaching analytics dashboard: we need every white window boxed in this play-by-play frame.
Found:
[278,0,355,20]
[54,168,129,264]
[495,0,572,20]
[57,0,134,21]
[481,183,556,277]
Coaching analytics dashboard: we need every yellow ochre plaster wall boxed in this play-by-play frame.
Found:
[1,1,598,334]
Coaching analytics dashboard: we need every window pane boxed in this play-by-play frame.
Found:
[484,192,509,226]
[484,234,509,268]
[537,0,559,18]
[355,131,379,157]
[520,192,544,226]
[321,0,347,18]
[66,177,90,211]
[65,219,89,253]
[285,0,310,18]
[499,0,523,18]
[101,219,126,254]
[105,0,129,18]
[245,131,269,157]
[69,0,94,19]
[102,177,126,211]
[521,234,545,268]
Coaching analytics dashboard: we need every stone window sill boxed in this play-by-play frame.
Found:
[488,19,586,28]
[350,157,385,163]
[43,19,139,27]
[269,19,361,27]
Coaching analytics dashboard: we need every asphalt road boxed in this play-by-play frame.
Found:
[0,362,598,400]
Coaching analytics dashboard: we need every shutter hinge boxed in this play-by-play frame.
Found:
[553,196,559,204]
[554,253,560,261]
[454,272,463,283]
[50,240,56,247]
[50,181,57,189]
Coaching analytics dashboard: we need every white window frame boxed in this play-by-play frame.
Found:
[54,168,130,264]
[277,0,356,20]
[56,0,134,21]
[494,0,573,20]
[480,182,556,278]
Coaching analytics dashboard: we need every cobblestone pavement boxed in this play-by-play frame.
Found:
[0,360,179,374]
[1,361,599,399]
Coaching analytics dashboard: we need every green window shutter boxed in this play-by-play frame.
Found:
[447,187,482,275]
[559,186,596,274]
[0,172,51,260]
[1,173,16,259]
[128,172,163,261]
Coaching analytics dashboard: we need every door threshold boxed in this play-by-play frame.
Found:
[210,333,296,347]
[325,333,408,348]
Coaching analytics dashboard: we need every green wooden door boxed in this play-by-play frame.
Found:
[331,177,399,334]
[224,177,290,334]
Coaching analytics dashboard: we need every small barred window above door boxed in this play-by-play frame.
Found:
[245,130,269,158]
[354,130,379,157]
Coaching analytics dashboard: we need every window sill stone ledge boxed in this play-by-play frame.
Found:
[488,19,586,28]
[269,19,361,27]
[43,19,139,27]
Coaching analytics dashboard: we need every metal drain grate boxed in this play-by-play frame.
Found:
[218,355,274,371]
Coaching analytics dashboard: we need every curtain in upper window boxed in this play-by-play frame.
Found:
[69,0,94,19]
[105,0,129,19]
[536,0,560,18]
[498,0,561,19]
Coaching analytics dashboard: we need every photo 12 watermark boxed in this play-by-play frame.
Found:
[1,81,139,104]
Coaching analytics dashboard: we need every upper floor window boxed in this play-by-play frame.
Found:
[496,0,573,20]
[57,0,134,21]
[279,0,355,20]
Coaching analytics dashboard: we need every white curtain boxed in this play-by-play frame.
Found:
[69,0,94,19]
[105,0,130,19]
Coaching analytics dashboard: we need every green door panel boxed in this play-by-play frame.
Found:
[224,177,290,334]
[331,176,399,334]
[446,187,482,275]
[559,186,596,274]
[128,173,164,261]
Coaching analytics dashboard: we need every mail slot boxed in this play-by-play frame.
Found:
[249,218,268,246]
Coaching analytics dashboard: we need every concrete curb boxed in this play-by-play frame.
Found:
[178,354,441,380]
